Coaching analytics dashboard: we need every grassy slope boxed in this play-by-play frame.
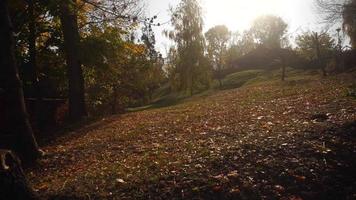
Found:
[129,68,321,112]
[27,70,356,200]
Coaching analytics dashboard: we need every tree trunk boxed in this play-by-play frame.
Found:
[0,0,41,162]
[112,85,118,114]
[281,54,286,81]
[28,0,44,130]
[59,0,87,121]
[218,78,222,88]
[0,150,38,200]
[28,0,38,89]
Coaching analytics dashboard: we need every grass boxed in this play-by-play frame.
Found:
[219,69,264,89]
[129,68,323,112]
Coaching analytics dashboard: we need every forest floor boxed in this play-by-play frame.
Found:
[26,71,356,200]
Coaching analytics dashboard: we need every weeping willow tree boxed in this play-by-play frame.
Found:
[165,0,211,95]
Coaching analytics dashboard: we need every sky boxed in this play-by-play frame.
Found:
[144,0,333,56]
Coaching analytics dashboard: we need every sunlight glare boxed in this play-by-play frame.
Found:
[203,0,290,32]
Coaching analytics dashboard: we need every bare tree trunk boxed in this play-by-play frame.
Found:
[281,53,286,81]
[218,64,223,88]
[281,64,286,81]
[190,76,193,96]
[28,0,38,87]
[27,0,44,130]
[59,0,87,121]
[112,85,118,114]
[0,0,41,162]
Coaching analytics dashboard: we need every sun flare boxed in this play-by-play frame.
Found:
[203,0,290,32]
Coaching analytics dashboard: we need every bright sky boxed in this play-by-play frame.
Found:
[144,0,327,56]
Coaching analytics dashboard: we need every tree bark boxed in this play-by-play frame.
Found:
[281,53,286,81]
[28,0,38,88]
[0,150,38,200]
[112,85,118,114]
[0,0,41,162]
[59,0,87,121]
[27,0,45,130]
[218,77,222,88]
[281,64,286,81]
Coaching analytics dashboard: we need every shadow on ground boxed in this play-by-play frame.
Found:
[47,121,356,200]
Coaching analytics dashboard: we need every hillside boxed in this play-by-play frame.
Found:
[26,71,356,200]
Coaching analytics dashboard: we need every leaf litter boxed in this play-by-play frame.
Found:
[26,75,356,200]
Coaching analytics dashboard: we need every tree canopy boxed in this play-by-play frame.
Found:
[250,15,288,48]
[166,0,211,95]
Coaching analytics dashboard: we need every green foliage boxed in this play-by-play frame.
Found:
[295,31,335,62]
[205,25,230,84]
[80,26,165,114]
[221,70,264,89]
[166,0,211,95]
[8,0,165,116]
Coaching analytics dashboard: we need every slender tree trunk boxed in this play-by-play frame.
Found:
[0,0,41,162]
[112,85,117,114]
[190,75,193,96]
[28,0,44,130]
[59,0,87,121]
[281,65,286,81]
[281,54,286,81]
[218,57,224,88]
[218,78,222,88]
[28,0,38,88]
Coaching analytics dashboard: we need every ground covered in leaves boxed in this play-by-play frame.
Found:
[27,72,356,200]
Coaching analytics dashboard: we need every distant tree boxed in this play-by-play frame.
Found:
[140,23,165,102]
[205,25,230,87]
[250,15,288,48]
[165,47,180,91]
[226,31,257,68]
[166,0,210,95]
[296,31,335,76]
[0,0,41,162]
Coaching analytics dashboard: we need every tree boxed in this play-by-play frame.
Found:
[0,150,38,200]
[250,15,288,48]
[166,0,210,95]
[296,31,335,76]
[59,0,87,121]
[342,0,356,48]
[0,0,41,162]
[57,0,150,119]
[316,0,356,48]
[225,30,257,69]
[205,25,230,87]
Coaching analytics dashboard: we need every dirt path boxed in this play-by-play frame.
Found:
[27,76,356,200]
